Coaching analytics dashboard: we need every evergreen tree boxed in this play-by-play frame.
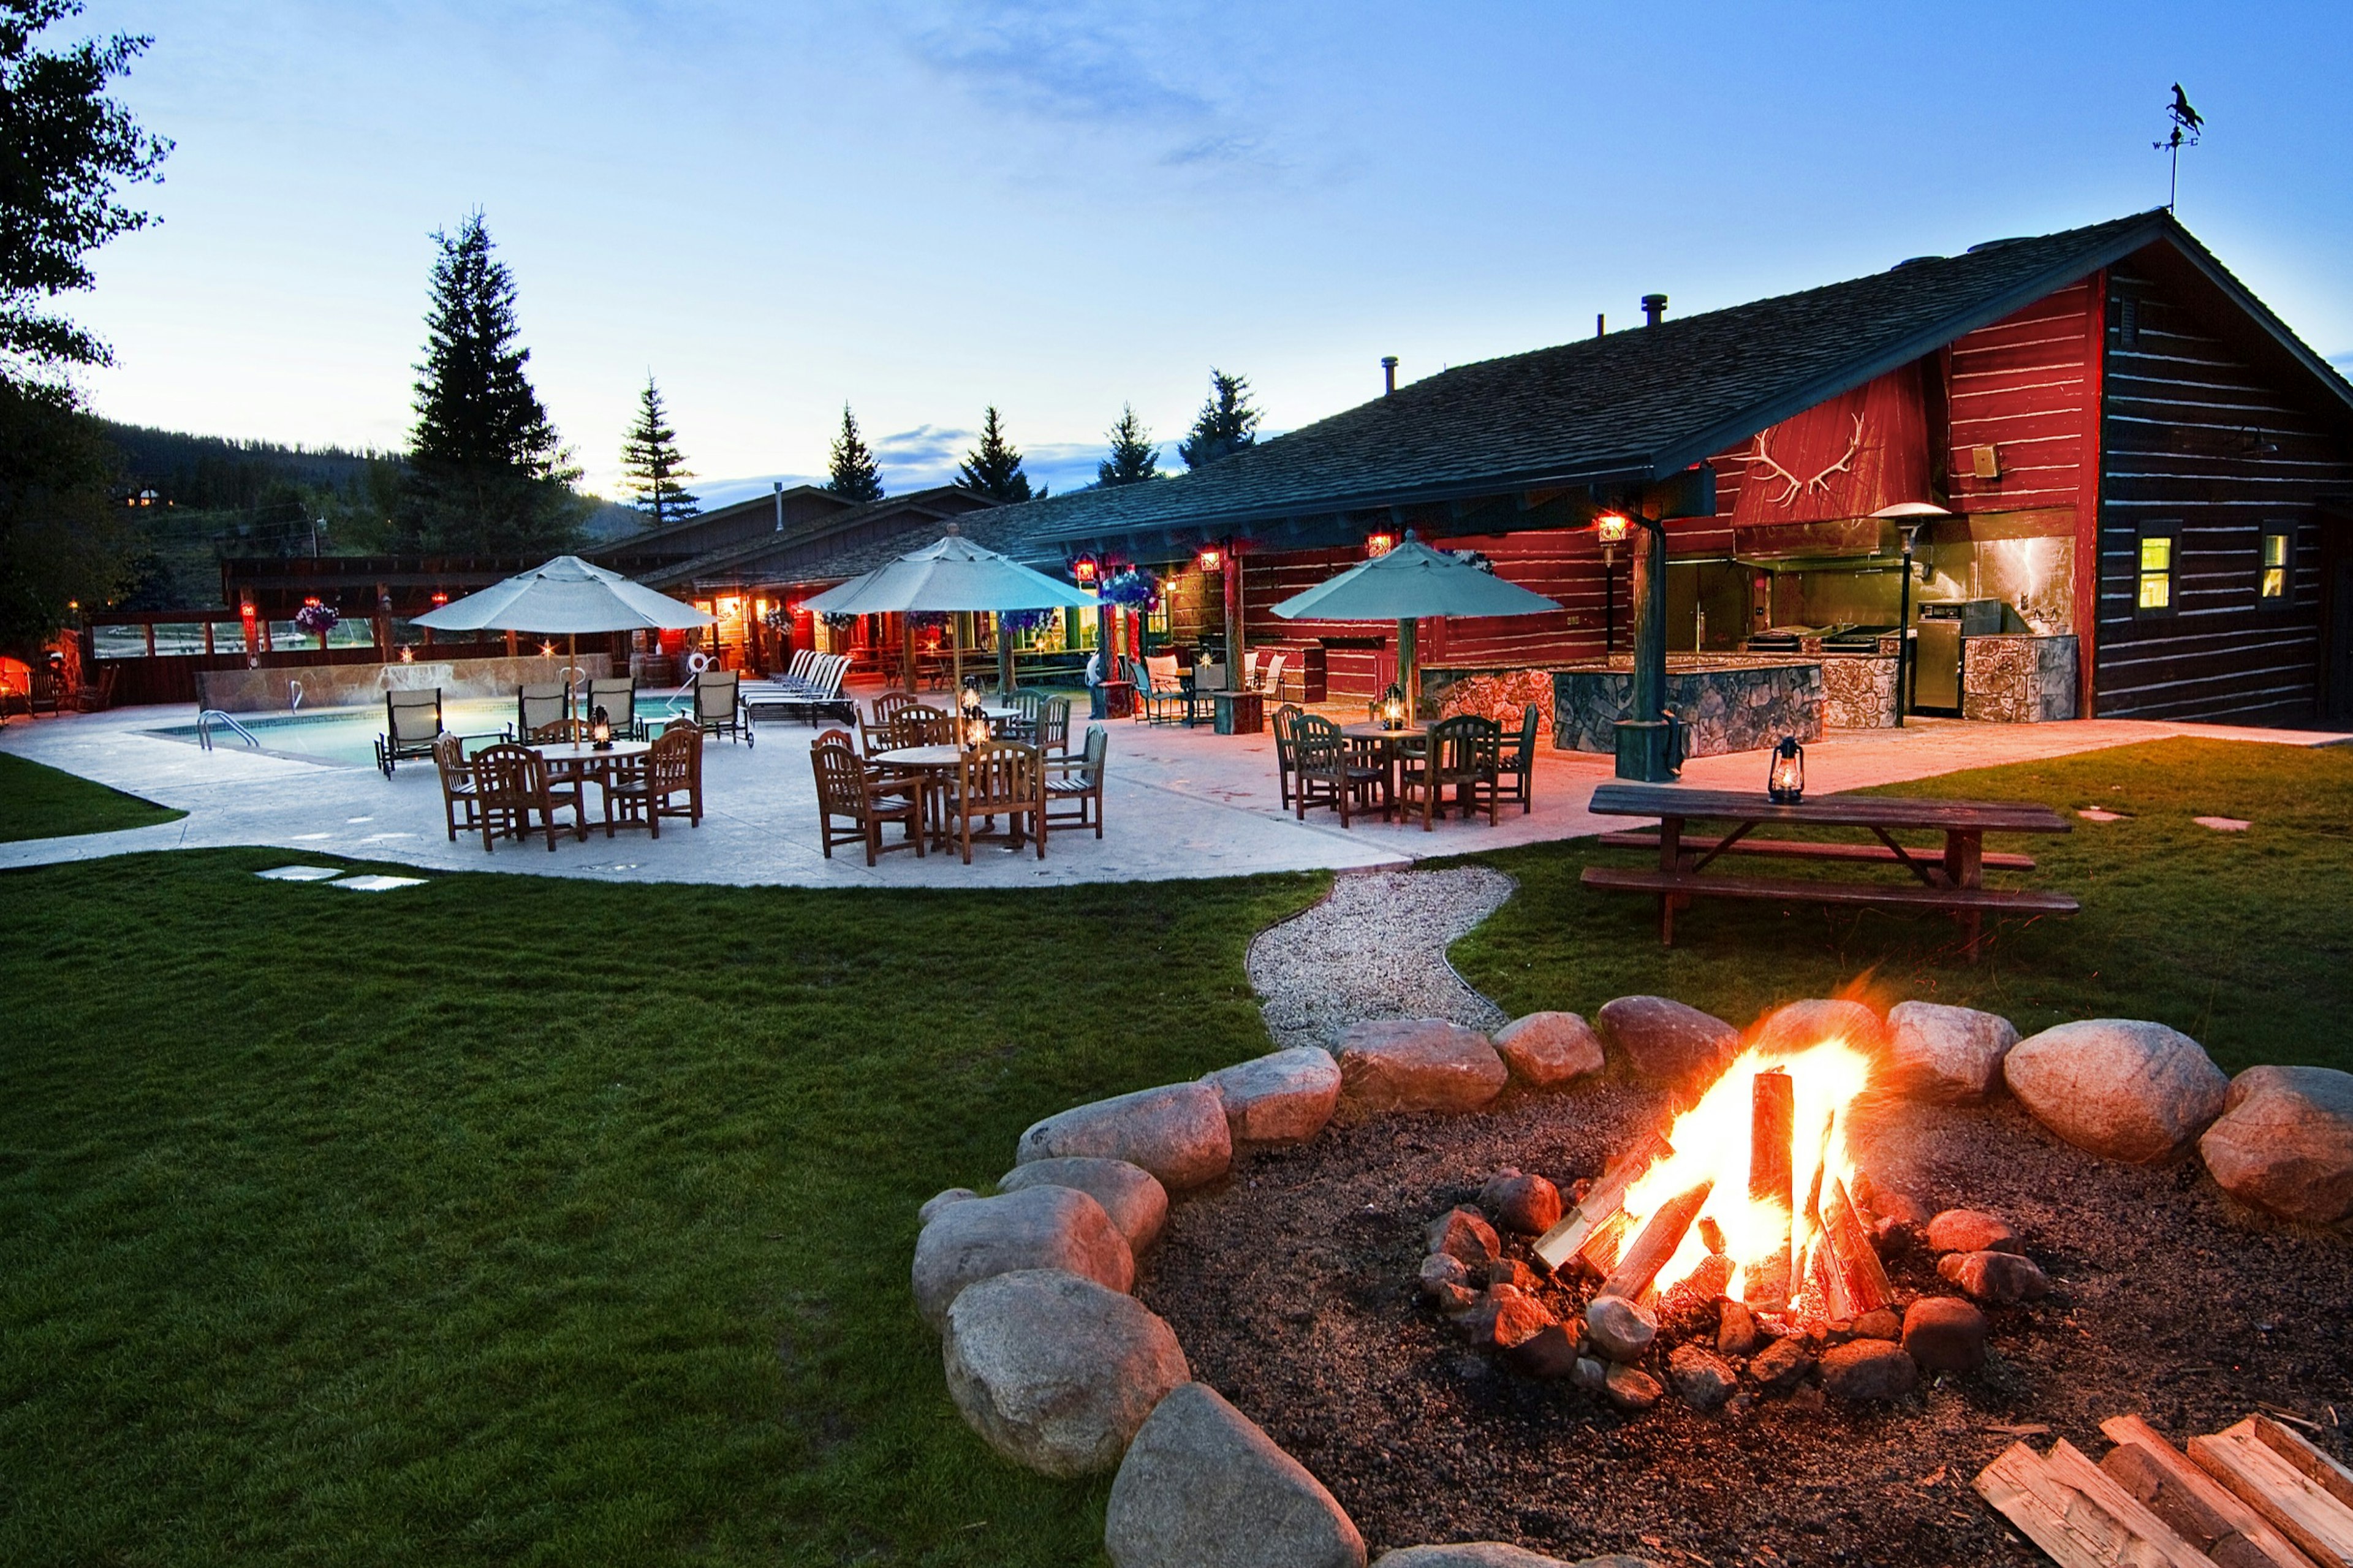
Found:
[826,404,884,502]
[1097,404,1160,487]
[619,374,699,526]
[1177,368,1260,469]
[398,212,582,554]
[953,406,1040,503]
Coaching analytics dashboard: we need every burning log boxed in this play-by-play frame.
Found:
[1745,1069,1794,1308]
[1597,1180,1714,1305]
[1533,1132,1666,1276]
[1819,1176,1894,1319]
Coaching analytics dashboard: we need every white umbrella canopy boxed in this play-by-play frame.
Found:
[411,555,714,634]
[801,531,1095,691]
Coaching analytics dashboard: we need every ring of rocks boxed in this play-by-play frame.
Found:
[912,994,2353,1568]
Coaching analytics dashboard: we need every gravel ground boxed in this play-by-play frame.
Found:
[1135,1083,2353,1568]
[1248,867,1517,1051]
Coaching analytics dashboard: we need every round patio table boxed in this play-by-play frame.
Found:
[871,743,968,848]
[1338,722,1428,821]
[526,739,653,840]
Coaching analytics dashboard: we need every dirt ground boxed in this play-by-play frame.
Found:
[1135,1083,2353,1567]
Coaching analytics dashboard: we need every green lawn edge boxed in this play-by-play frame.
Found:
[0,749,185,842]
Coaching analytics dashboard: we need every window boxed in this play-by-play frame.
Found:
[2118,294,2140,350]
[2135,526,2177,615]
[2260,531,2290,602]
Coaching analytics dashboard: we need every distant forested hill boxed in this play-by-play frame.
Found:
[99,421,402,513]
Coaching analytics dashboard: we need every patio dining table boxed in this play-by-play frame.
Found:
[871,743,969,849]
[525,738,654,842]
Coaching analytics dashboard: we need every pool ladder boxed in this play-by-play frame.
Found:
[196,710,261,752]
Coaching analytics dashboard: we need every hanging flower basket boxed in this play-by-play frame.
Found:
[998,607,1059,634]
[293,603,340,645]
[1099,569,1161,613]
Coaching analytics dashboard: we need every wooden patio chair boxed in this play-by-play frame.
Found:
[513,681,569,740]
[898,705,955,746]
[1400,714,1500,830]
[469,741,582,852]
[605,722,702,839]
[375,687,444,776]
[948,740,1045,863]
[1045,722,1109,838]
[1271,702,1305,808]
[1291,713,1388,828]
[812,730,923,865]
[432,730,480,842]
[583,676,642,740]
[870,689,919,728]
[1497,702,1540,813]
[1033,694,1072,756]
[998,687,1045,743]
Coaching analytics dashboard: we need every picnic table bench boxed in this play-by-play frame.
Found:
[1582,782,2078,960]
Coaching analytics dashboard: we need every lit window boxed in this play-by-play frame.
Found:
[2137,532,2173,613]
[2260,532,2289,600]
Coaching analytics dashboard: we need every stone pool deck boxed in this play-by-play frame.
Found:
[1,697,2343,888]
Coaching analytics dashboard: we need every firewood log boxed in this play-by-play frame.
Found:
[1746,1070,1794,1308]
[2097,1417,2320,1568]
[1820,1176,1894,1318]
[1597,1180,1713,1304]
[1533,1131,1667,1275]
[2190,1421,2353,1568]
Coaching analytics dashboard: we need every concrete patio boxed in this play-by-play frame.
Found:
[2,695,2343,887]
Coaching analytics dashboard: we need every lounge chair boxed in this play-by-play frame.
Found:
[512,682,569,741]
[432,730,480,841]
[1136,654,1189,725]
[813,730,924,865]
[374,687,444,776]
[688,668,751,744]
[1045,723,1108,838]
[583,676,642,741]
[606,722,702,838]
[1291,713,1388,828]
[948,740,1045,863]
[1254,650,1289,698]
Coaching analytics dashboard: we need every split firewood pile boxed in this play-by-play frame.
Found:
[1415,1048,2046,1413]
[1978,1411,2353,1568]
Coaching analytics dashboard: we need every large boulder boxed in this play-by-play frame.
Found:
[1372,1547,1579,1567]
[942,1269,1189,1477]
[2198,1066,2353,1224]
[1884,1001,2020,1103]
[1203,1047,1343,1145]
[913,1185,1134,1329]
[1595,996,1739,1088]
[1753,998,1885,1054]
[999,1157,1170,1253]
[1018,1081,1233,1189]
[1335,1020,1507,1118]
[1105,1381,1366,1568]
[1490,1012,1605,1088]
[2004,1020,2229,1162]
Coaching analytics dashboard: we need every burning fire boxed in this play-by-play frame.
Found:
[1613,1038,1876,1312]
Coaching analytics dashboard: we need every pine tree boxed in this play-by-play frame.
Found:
[826,404,884,502]
[1097,404,1160,487]
[953,405,1040,502]
[620,374,699,526]
[400,212,582,553]
[1177,368,1260,469]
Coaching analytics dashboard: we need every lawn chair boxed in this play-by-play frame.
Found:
[1400,714,1500,830]
[813,730,924,865]
[1045,723,1108,838]
[1497,702,1539,814]
[432,730,480,841]
[583,676,642,740]
[1137,654,1189,725]
[689,668,750,744]
[1291,713,1388,828]
[513,682,569,741]
[605,721,702,838]
[949,741,1045,863]
[1033,694,1072,757]
[1254,650,1288,697]
[1271,703,1305,809]
[469,741,583,852]
[374,687,444,776]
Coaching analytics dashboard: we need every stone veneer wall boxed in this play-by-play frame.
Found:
[1821,655,1900,729]
[1963,634,2078,722]
[195,653,614,713]
[1418,665,1558,738]
[1551,659,1824,757]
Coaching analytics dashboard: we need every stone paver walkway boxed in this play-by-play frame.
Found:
[1,697,2341,887]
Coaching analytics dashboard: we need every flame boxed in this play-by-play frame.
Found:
[1615,1037,1876,1309]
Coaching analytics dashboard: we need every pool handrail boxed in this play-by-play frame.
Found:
[196,710,262,752]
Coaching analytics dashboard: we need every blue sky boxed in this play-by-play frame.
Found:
[64,1,2353,502]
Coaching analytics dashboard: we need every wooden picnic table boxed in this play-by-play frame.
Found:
[1582,782,2077,960]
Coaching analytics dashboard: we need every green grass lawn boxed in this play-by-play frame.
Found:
[1446,737,2353,1075]
[2,737,2346,1566]
[0,750,184,841]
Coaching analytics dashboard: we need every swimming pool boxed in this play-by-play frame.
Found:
[148,700,541,769]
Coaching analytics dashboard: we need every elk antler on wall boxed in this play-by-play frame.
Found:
[1746,412,1866,507]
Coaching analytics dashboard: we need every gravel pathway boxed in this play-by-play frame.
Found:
[1248,866,1517,1051]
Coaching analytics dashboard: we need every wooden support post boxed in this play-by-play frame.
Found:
[1747,1069,1795,1308]
[1819,1176,1893,1317]
[1533,1132,1667,1275]
[1223,542,1243,680]
[1597,1180,1713,1303]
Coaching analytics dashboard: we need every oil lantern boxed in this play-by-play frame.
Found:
[1379,682,1409,731]
[591,705,613,751]
[1767,735,1805,803]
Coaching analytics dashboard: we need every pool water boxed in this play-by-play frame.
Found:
[148,699,566,769]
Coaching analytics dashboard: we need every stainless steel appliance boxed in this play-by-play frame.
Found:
[1912,599,2006,711]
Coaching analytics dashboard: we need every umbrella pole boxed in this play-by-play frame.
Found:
[1398,616,1419,719]
[996,613,1013,694]
[953,613,964,692]
[901,615,915,692]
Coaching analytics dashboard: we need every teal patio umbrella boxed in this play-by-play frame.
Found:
[800,528,1094,690]
[1268,530,1561,715]
[411,553,713,670]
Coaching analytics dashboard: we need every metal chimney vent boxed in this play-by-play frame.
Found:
[1641,293,1668,327]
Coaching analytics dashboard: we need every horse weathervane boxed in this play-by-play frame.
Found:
[2155,83,2203,211]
